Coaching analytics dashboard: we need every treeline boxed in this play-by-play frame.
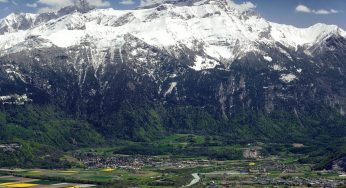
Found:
[113,143,243,160]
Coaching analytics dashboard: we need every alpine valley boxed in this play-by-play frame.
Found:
[0,0,346,187]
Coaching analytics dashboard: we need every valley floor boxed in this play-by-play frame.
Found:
[1,154,345,188]
[1,134,346,187]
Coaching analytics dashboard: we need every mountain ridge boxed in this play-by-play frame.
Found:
[0,0,345,71]
[0,0,346,114]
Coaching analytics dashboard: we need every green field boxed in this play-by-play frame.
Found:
[1,151,345,187]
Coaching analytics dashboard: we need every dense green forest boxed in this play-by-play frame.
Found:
[0,104,345,169]
[0,105,103,168]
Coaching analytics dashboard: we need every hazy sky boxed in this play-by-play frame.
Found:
[0,0,345,29]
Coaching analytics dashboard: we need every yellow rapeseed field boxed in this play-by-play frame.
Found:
[60,170,78,173]
[101,167,115,172]
[0,182,37,187]
[0,183,14,186]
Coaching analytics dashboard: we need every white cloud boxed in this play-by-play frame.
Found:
[140,0,164,7]
[37,0,74,8]
[26,3,38,7]
[37,0,111,13]
[0,0,8,3]
[120,0,135,5]
[37,0,73,12]
[88,0,111,7]
[295,4,340,15]
[37,7,55,13]
[313,9,331,15]
[330,9,339,14]
[226,0,256,12]
[295,5,311,13]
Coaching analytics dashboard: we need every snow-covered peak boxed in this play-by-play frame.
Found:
[0,1,96,35]
[3,12,36,22]
[270,22,345,49]
[0,0,345,70]
[0,12,37,34]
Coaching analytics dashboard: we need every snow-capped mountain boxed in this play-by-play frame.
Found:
[0,0,346,122]
[0,0,345,69]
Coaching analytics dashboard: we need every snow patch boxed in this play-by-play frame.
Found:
[169,73,177,78]
[263,56,272,62]
[280,73,297,83]
[190,56,219,71]
[272,64,284,71]
[164,82,177,96]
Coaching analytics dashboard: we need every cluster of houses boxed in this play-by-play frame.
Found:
[75,152,209,170]
[0,143,21,152]
[214,176,346,187]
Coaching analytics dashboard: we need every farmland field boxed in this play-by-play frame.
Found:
[1,134,346,187]
[0,174,96,187]
[1,152,346,187]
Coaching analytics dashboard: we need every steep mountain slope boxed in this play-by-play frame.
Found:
[0,0,345,145]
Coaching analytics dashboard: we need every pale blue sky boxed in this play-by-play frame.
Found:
[0,0,345,29]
